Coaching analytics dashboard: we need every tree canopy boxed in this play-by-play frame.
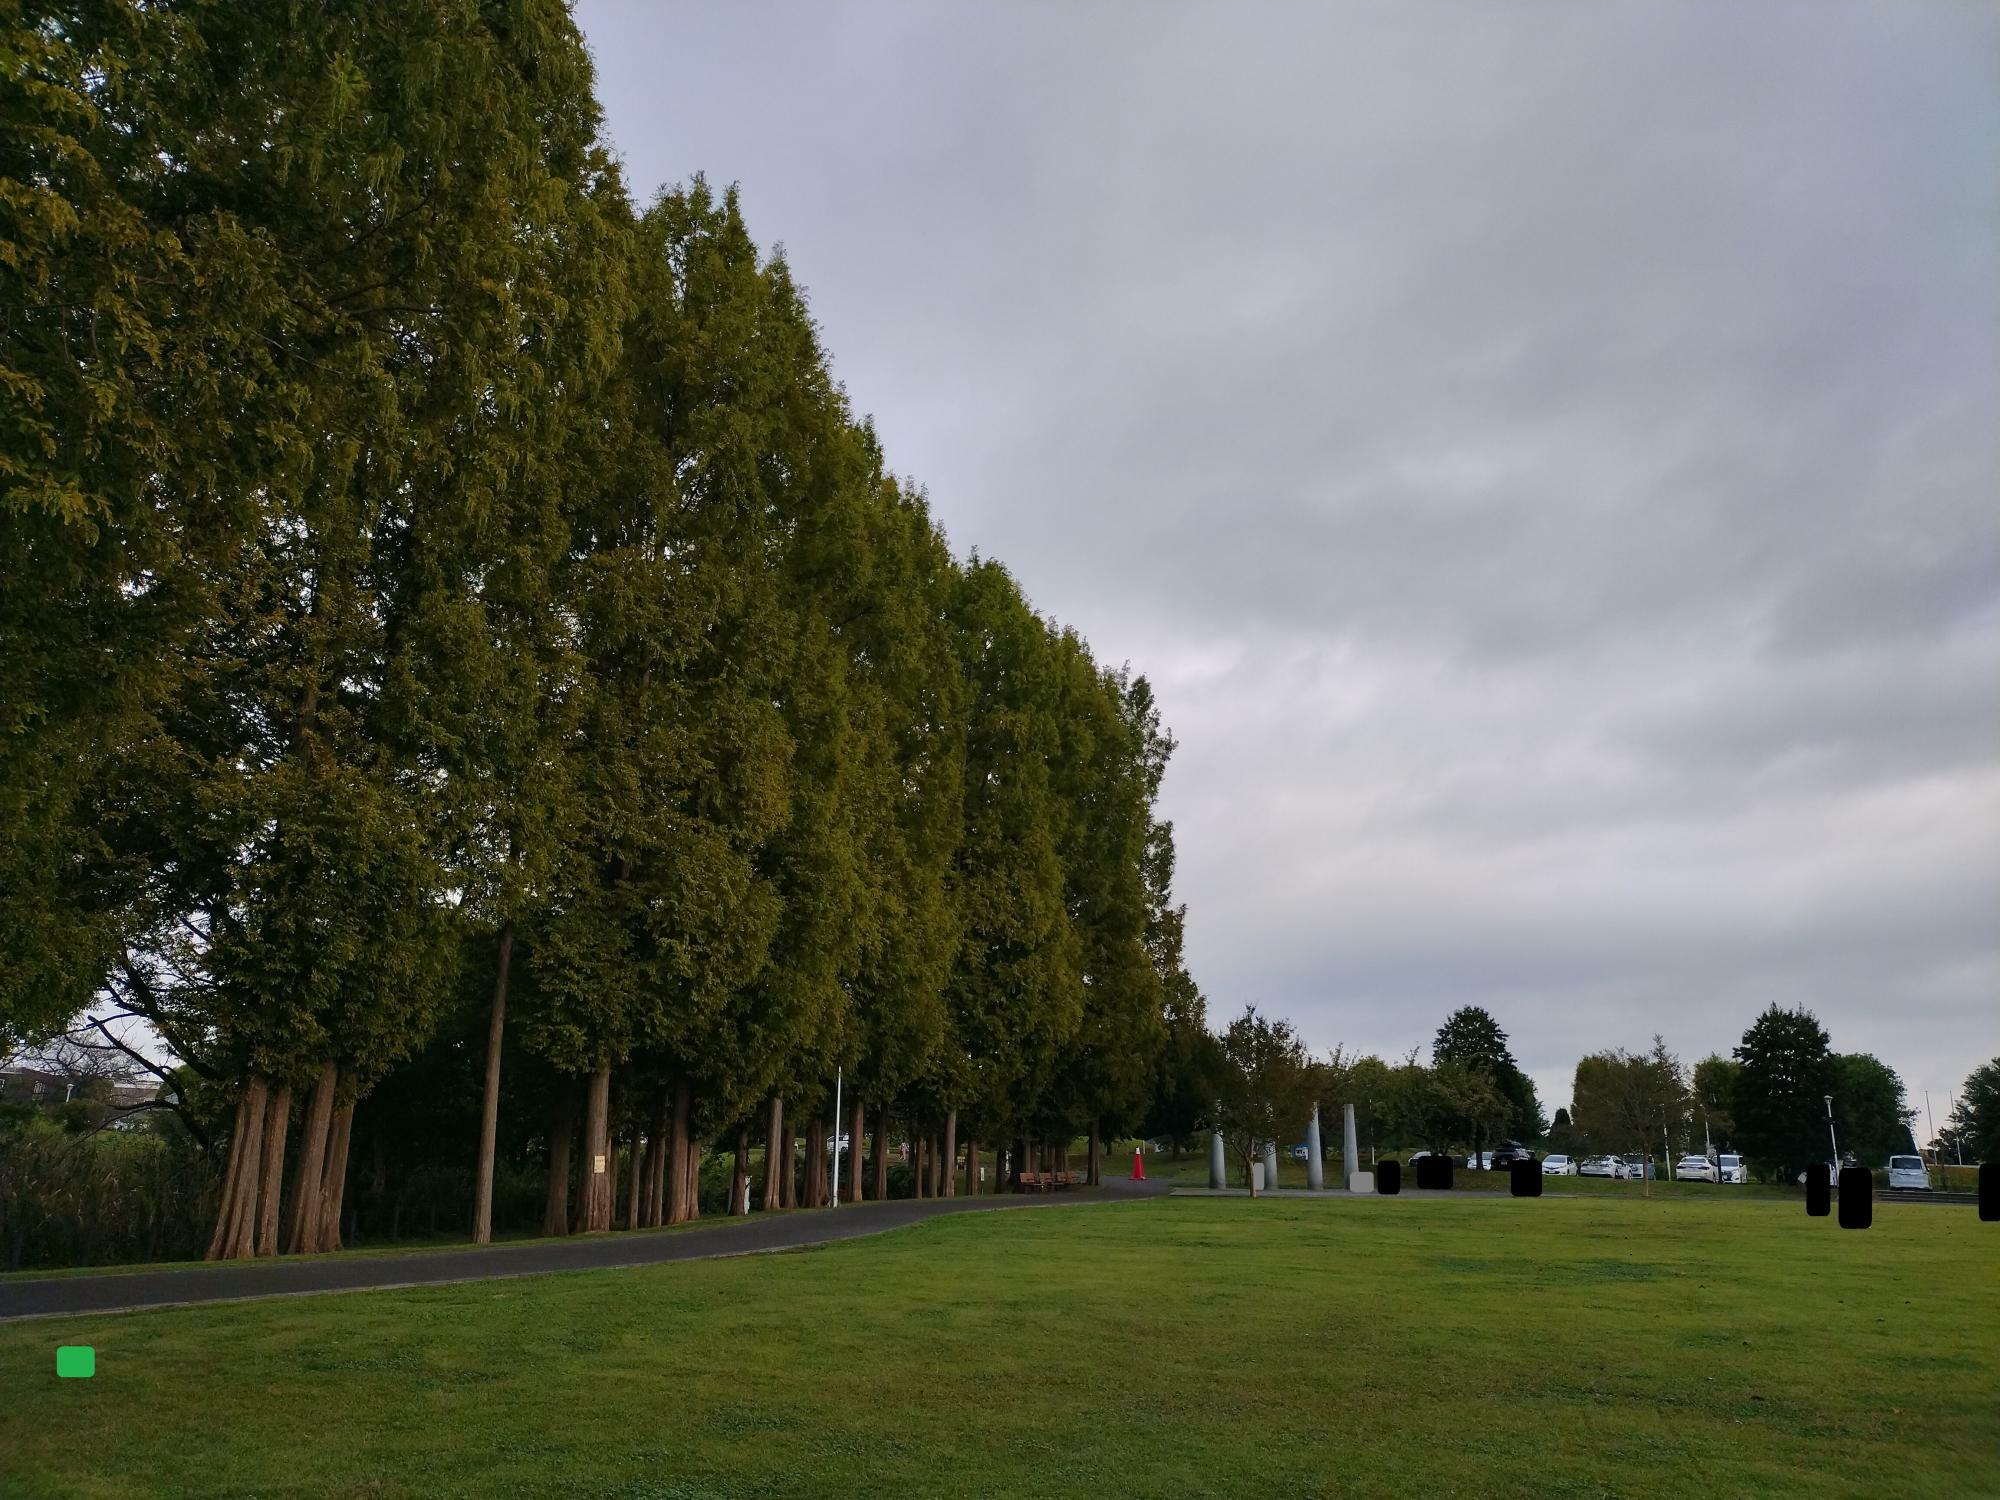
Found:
[0,0,1200,1257]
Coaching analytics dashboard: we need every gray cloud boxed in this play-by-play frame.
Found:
[579,0,2000,1115]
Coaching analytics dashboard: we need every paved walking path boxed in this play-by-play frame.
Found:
[0,1179,1170,1322]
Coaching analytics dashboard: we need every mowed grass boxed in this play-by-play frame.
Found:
[2,1195,1995,1500]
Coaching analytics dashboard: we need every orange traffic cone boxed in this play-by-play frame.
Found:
[1131,1146,1145,1181]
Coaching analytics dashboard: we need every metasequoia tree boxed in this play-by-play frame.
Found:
[0,5,1207,1257]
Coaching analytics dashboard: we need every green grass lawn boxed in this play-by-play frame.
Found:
[3,1194,1995,1500]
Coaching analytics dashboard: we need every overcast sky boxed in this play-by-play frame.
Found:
[575,1,1999,1118]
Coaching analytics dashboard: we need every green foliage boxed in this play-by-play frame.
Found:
[1691,1053,1741,1147]
[1213,1005,1313,1173]
[1940,1057,1999,1164]
[0,2,1204,1262]
[0,1113,215,1270]
[945,561,1083,1139]
[1432,1005,1544,1144]
[1826,1053,1914,1166]
[1571,1038,1689,1158]
[1731,1006,1835,1181]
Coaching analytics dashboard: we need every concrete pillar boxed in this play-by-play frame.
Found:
[1343,1102,1369,1192]
[1208,1130,1227,1189]
[1263,1140,1280,1193]
[1306,1106,1325,1191]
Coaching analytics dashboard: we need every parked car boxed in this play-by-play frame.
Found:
[1541,1154,1577,1177]
[1675,1155,1718,1183]
[824,1132,851,1153]
[1578,1155,1623,1178]
[1290,1143,1311,1161]
[1463,1151,1494,1171]
[1886,1154,1929,1190]
[1490,1140,1535,1170]
[1622,1154,1652,1181]
[1716,1153,1745,1184]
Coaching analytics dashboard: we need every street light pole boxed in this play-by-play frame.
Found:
[831,1067,842,1208]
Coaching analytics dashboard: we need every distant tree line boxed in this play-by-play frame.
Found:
[0,1,1208,1262]
[1548,1006,1948,1182]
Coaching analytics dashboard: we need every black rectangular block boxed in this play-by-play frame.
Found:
[1837,1165,1872,1229]
[1805,1160,1830,1217]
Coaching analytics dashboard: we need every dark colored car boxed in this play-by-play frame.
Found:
[1489,1140,1535,1171]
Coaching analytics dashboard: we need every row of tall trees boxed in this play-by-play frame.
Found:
[0,0,1201,1258]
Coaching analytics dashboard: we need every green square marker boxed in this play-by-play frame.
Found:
[55,1346,94,1379]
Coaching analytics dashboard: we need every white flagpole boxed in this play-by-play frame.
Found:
[831,1067,843,1207]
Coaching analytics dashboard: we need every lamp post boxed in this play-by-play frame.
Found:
[1824,1093,1839,1173]
[830,1067,842,1208]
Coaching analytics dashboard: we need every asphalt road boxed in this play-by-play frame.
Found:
[0,1178,1169,1322]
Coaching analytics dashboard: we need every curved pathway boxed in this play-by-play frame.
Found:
[0,1178,1169,1322]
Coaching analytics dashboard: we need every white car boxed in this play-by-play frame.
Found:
[1540,1154,1577,1177]
[1886,1154,1929,1190]
[1578,1155,1624,1179]
[1717,1153,1745,1184]
[1464,1151,1494,1171]
[1675,1155,1718,1183]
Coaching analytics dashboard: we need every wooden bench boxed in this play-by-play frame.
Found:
[1016,1170,1083,1192]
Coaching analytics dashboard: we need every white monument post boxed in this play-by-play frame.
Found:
[1344,1101,1372,1193]
[1263,1139,1280,1194]
[1208,1129,1227,1190]
[1306,1105,1325,1190]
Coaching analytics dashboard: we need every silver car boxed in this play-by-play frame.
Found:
[1541,1154,1577,1177]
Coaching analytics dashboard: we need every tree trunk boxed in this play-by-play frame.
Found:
[733,1126,751,1215]
[668,1079,693,1225]
[314,1100,354,1252]
[204,1086,253,1261]
[966,1138,980,1195]
[811,1116,830,1207]
[870,1108,888,1202]
[285,1061,338,1255]
[1088,1118,1101,1187]
[848,1098,865,1204]
[684,1133,702,1220]
[205,1075,270,1261]
[761,1097,784,1210]
[543,1087,575,1236]
[472,920,513,1245]
[943,1111,958,1198]
[580,1063,613,1232]
[647,1092,669,1226]
[787,1127,804,1208]
[625,1129,643,1230]
[253,1085,292,1257]
[913,1130,927,1198]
